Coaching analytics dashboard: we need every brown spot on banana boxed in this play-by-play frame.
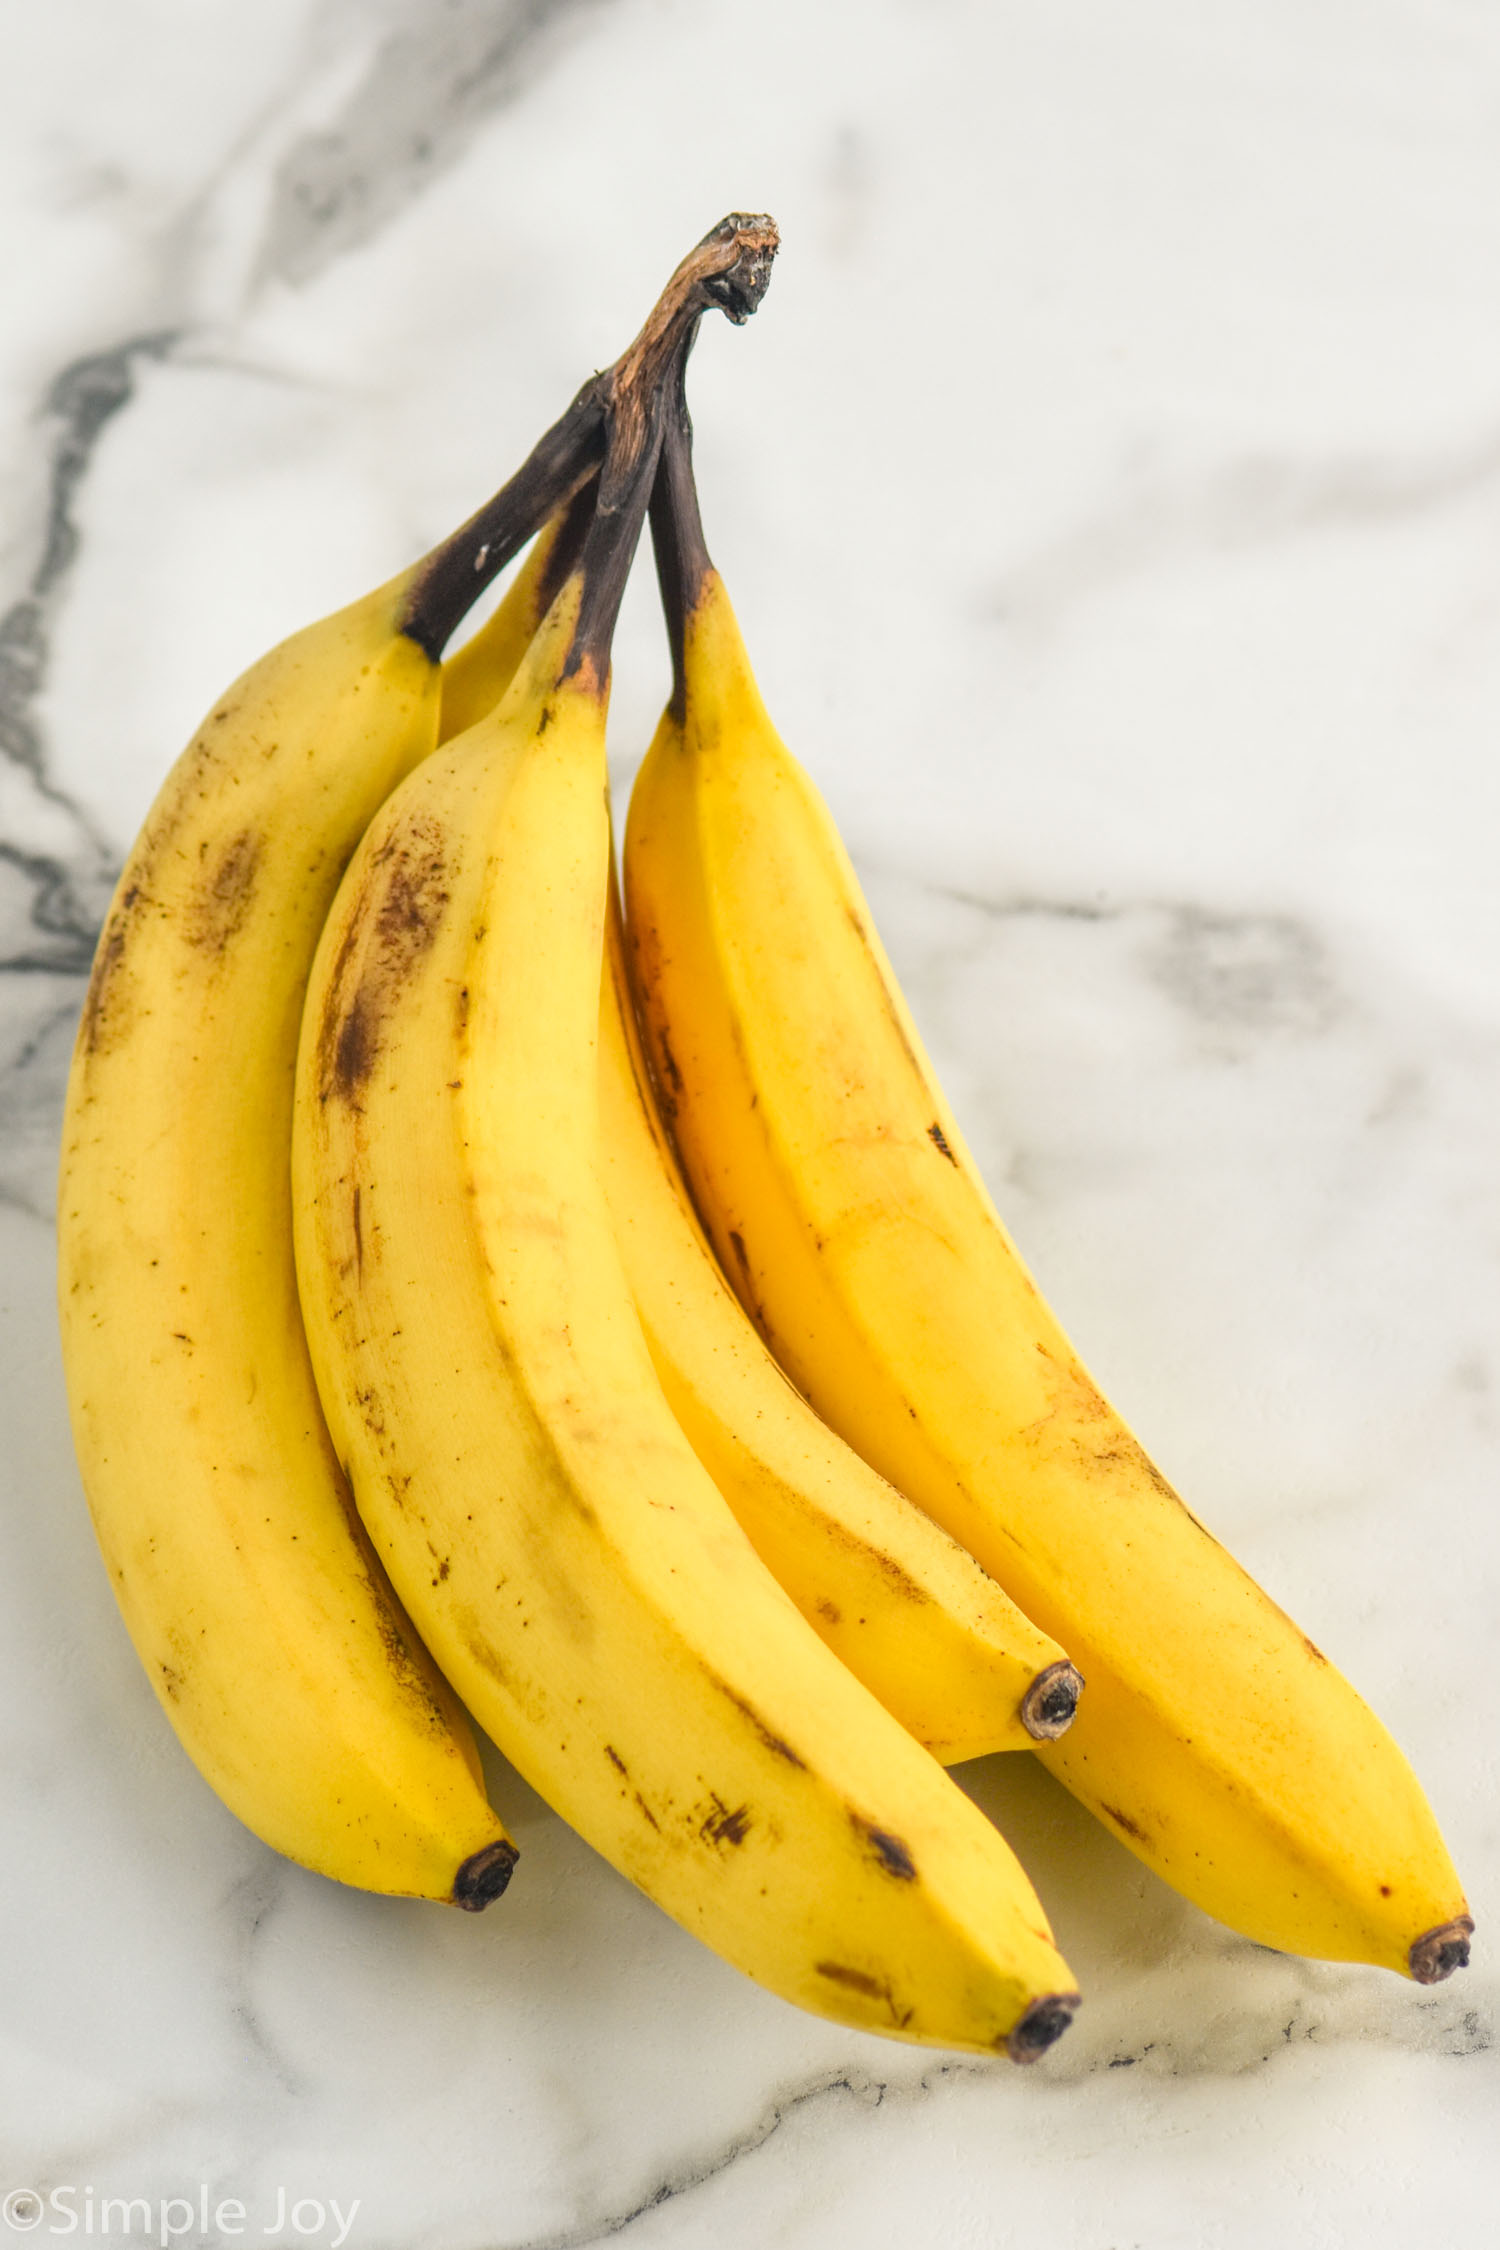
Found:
[850,1815,917,1880]
[80,880,149,1057]
[815,1960,884,1999]
[1099,1801,1149,1843]
[813,1961,914,2030]
[713,1680,806,1768]
[188,827,261,953]
[927,1121,958,1164]
[700,1795,752,1847]
[321,816,451,1102]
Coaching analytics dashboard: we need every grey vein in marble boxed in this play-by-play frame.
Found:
[493,2060,985,2250]
[942,886,1342,1045]
[258,0,618,288]
[988,423,1500,634]
[0,334,177,931]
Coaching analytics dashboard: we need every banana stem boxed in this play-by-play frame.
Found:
[401,379,606,661]
[648,356,714,724]
[562,337,687,689]
[403,214,778,661]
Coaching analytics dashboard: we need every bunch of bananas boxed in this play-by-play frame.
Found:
[57,217,1471,2066]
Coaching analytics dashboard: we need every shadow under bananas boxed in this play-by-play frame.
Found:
[949,1751,1493,2079]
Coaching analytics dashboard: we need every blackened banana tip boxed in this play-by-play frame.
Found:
[1006,1992,1080,2064]
[1021,1660,1085,1742]
[452,1838,520,1910]
[1408,1916,1474,1984]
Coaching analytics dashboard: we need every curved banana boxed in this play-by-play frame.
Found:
[292,301,1081,2059]
[621,403,1472,1984]
[435,487,1082,1762]
[598,883,1081,1759]
[57,569,516,1903]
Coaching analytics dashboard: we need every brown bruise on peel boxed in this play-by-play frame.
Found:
[188,827,261,954]
[713,1679,806,1769]
[700,1794,753,1848]
[867,1545,931,1606]
[80,883,147,1058]
[319,814,450,1104]
[318,1446,460,1740]
[656,1023,684,1099]
[927,1121,957,1165]
[850,1813,918,1881]
[1099,1801,1149,1844]
[723,1223,777,1344]
[813,1960,914,2031]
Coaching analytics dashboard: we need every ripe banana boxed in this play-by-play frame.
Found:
[434,480,1083,1763]
[57,568,515,1904]
[291,257,1082,2059]
[597,880,1082,1760]
[621,398,1473,1984]
[54,235,694,1902]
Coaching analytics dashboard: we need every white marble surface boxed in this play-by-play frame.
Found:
[3,2,1498,2243]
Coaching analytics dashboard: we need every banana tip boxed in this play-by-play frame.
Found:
[1006,1991,1079,2064]
[1021,1661,1085,1742]
[452,1839,520,1910]
[1408,1916,1473,1984]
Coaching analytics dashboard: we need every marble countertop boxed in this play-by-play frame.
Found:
[3,2,1497,2243]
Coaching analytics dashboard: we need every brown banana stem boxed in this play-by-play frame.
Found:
[649,355,714,723]
[403,213,778,661]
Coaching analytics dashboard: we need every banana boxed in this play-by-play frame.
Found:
[597,880,1082,1760]
[57,569,514,1903]
[291,240,1082,2059]
[54,240,685,1902]
[621,397,1473,1984]
[434,479,1083,1763]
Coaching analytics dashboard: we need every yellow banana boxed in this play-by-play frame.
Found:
[54,249,675,1902]
[292,247,1082,2059]
[621,401,1472,1984]
[57,571,515,1903]
[597,882,1082,1759]
[435,480,1083,1763]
